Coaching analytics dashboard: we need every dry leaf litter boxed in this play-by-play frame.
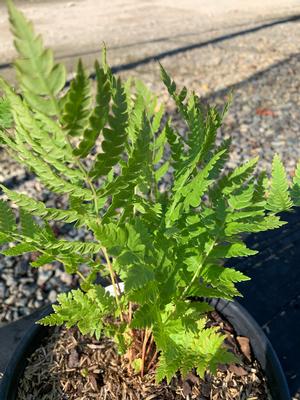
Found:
[17,310,271,400]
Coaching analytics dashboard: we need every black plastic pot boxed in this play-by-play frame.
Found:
[0,299,290,399]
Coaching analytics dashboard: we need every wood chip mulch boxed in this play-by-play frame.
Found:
[17,311,271,400]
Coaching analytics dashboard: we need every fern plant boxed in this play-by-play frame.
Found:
[0,0,299,385]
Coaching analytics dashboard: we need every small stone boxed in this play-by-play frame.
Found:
[13,310,20,320]
[48,290,57,303]
[5,295,16,305]
[34,300,44,308]
[15,298,27,307]
[36,288,44,301]
[0,282,6,298]
[0,261,5,272]
[59,272,73,286]
[19,277,34,284]
[14,260,29,277]
[27,299,35,308]
[37,270,53,286]
[4,274,16,287]
[21,283,37,297]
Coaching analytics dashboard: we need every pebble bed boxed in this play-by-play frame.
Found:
[1,23,300,325]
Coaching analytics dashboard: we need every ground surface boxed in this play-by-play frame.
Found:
[1,0,300,91]
[1,0,300,398]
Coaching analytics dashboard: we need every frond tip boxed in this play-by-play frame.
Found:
[266,154,293,213]
[7,0,66,115]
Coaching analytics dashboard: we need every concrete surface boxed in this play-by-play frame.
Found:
[1,0,300,84]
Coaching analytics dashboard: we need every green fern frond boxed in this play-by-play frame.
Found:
[2,242,36,256]
[223,157,259,195]
[131,304,157,329]
[124,264,155,291]
[291,161,300,206]
[132,195,162,225]
[0,80,84,184]
[0,96,13,129]
[183,148,228,209]
[19,209,39,238]
[74,60,111,158]
[89,77,128,178]
[227,183,255,210]
[34,111,71,159]
[156,353,179,384]
[197,105,225,163]
[126,92,145,144]
[160,64,187,120]
[165,120,185,166]
[39,287,116,339]
[90,222,127,251]
[153,121,167,165]
[0,200,16,233]
[1,186,86,226]
[7,0,65,116]
[225,214,287,235]
[135,79,161,119]
[266,154,293,212]
[151,103,164,139]
[209,242,258,259]
[47,240,101,256]
[15,148,92,199]
[0,232,13,245]
[201,264,250,286]
[186,93,205,151]
[100,114,151,220]
[61,59,91,136]
[252,171,268,205]
[31,253,56,267]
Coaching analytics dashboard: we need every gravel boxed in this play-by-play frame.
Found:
[210,53,300,176]
[0,253,77,324]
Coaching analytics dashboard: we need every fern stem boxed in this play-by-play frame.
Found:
[77,270,87,282]
[126,302,134,372]
[101,246,124,321]
[146,349,158,371]
[86,175,99,215]
[144,332,154,361]
[65,135,101,218]
[141,328,151,377]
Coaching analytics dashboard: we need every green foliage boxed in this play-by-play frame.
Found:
[0,0,298,387]
[0,97,13,129]
[89,75,128,178]
[0,200,16,233]
[6,0,66,115]
[73,60,111,158]
[291,161,300,206]
[266,154,293,212]
[39,286,116,339]
[61,59,91,136]
[155,319,237,383]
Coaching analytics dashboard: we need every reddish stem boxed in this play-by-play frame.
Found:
[141,329,151,377]
[146,350,158,371]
